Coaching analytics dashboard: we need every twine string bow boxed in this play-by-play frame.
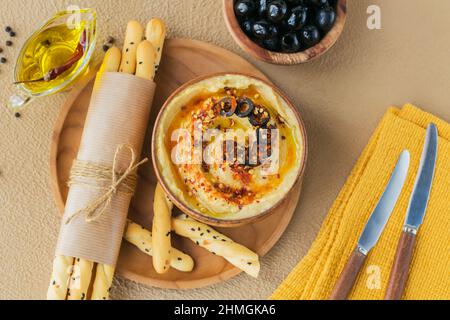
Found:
[65,144,148,225]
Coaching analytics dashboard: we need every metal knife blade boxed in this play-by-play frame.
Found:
[357,150,410,254]
[404,124,438,231]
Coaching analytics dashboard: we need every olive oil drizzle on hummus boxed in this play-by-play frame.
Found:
[166,86,296,217]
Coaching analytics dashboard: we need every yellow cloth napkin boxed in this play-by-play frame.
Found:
[271,104,450,300]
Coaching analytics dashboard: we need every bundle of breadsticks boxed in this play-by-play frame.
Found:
[48,18,171,300]
[48,19,260,301]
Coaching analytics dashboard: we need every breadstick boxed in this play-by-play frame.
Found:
[152,183,173,274]
[145,18,166,74]
[99,46,121,74]
[119,20,144,74]
[172,215,260,278]
[67,258,94,300]
[47,255,74,300]
[124,220,194,272]
[135,40,156,80]
[91,264,115,300]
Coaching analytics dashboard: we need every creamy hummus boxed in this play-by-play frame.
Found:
[155,74,305,220]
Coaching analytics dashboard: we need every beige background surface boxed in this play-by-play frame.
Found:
[0,0,449,300]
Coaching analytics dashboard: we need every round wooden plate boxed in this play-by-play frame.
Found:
[50,38,303,289]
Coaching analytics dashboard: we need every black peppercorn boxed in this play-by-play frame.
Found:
[0,57,6,63]
[15,112,21,118]
[6,40,12,46]
[5,26,12,33]
[9,31,16,37]
[102,44,109,52]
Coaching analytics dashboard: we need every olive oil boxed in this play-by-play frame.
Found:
[16,24,87,95]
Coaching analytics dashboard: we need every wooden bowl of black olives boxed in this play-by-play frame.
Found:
[224,0,347,65]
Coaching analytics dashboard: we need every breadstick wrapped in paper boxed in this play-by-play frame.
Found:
[54,21,156,281]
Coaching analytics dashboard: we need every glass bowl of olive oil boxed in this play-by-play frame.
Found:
[9,8,97,110]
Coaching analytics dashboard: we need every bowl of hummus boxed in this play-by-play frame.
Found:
[152,73,307,227]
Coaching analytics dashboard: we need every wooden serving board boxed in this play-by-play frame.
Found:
[50,38,302,289]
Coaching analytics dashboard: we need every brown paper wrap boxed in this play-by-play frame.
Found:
[55,72,155,266]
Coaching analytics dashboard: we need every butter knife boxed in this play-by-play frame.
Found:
[330,150,410,300]
[385,124,438,300]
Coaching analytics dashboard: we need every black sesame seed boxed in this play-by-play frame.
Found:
[52,281,56,285]
[139,61,143,65]
[145,249,150,252]
[5,26,12,33]
[200,233,204,236]
[102,45,109,52]
[14,112,21,118]
[206,229,211,233]
[221,239,226,242]
[125,48,129,52]
[6,40,12,46]
[1,57,6,63]
[190,228,196,232]
[126,61,129,64]
[103,297,106,300]
[248,262,252,265]
[196,241,200,245]
[177,257,182,261]
[9,31,16,37]
[130,42,135,45]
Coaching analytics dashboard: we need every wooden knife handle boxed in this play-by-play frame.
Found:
[385,230,417,300]
[329,248,367,300]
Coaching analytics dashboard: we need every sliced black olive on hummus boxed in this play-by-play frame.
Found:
[249,105,271,127]
[236,98,255,117]
[219,97,238,117]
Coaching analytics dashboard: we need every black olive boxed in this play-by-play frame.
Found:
[266,23,279,40]
[240,19,255,36]
[249,105,271,127]
[257,0,269,18]
[252,20,271,40]
[234,0,257,18]
[218,97,238,117]
[285,0,303,5]
[281,33,301,53]
[315,6,336,32]
[284,6,308,31]
[306,0,329,7]
[266,0,288,23]
[262,37,281,52]
[299,25,320,48]
[236,98,255,117]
